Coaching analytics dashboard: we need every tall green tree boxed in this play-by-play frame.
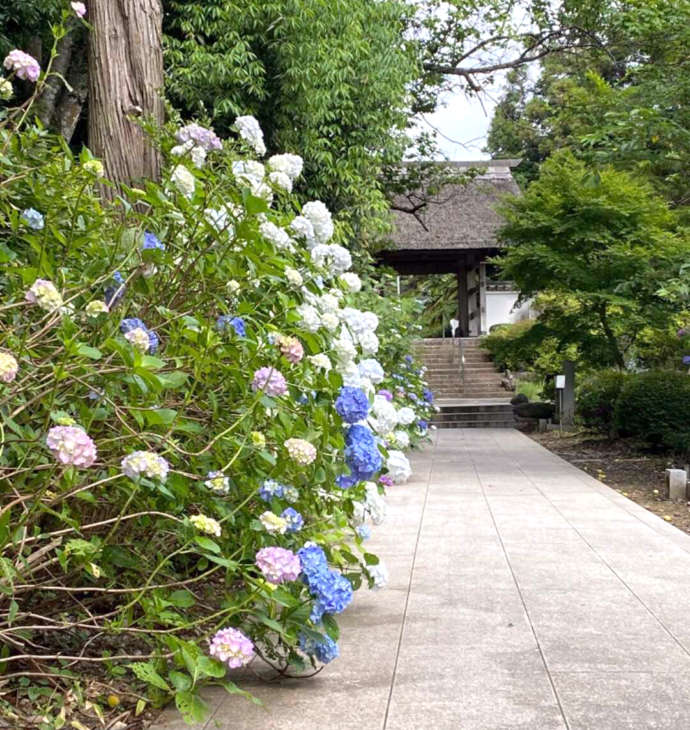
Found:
[496,151,690,368]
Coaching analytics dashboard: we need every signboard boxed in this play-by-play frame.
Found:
[555,375,566,390]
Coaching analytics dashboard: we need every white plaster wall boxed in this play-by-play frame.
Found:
[486,291,532,331]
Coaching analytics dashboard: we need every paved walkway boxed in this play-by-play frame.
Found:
[156,429,690,730]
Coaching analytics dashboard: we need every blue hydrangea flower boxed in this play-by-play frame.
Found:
[21,208,44,230]
[258,479,284,502]
[120,317,159,354]
[104,271,125,308]
[282,507,304,533]
[142,231,165,250]
[335,386,369,424]
[217,315,246,337]
[417,419,428,432]
[309,571,353,620]
[356,524,371,540]
[298,543,328,580]
[298,632,339,664]
[344,424,382,481]
[296,393,309,405]
[336,474,358,490]
[404,354,413,364]
[423,388,434,403]
[683,355,690,365]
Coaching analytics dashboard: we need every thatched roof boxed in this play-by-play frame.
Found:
[387,160,521,251]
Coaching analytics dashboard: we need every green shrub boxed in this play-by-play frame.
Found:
[576,369,629,434]
[614,371,690,451]
[516,379,543,401]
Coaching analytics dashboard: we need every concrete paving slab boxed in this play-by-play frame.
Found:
[153,428,690,730]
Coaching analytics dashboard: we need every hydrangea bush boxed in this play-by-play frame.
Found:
[0,35,434,729]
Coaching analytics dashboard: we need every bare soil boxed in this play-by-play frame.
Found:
[530,430,690,535]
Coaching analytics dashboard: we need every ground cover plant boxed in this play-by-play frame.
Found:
[0,28,435,728]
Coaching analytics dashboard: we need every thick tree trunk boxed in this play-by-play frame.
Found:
[88,0,164,192]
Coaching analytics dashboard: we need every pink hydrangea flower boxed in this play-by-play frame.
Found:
[71,2,87,17]
[284,438,317,466]
[209,627,254,669]
[0,352,18,383]
[255,546,301,584]
[46,426,97,468]
[3,50,40,83]
[251,366,287,397]
[279,336,304,364]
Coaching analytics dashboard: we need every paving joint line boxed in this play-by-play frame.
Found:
[494,433,690,661]
[381,430,436,729]
[467,429,571,730]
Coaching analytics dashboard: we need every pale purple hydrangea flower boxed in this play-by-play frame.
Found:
[255,546,301,584]
[251,367,288,397]
[3,50,40,83]
[71,2,87,17]
[175,123,222,152]
[278,336,304,364]
[209,627,254,669]
[0,352,18,383]
[46,426,97,468]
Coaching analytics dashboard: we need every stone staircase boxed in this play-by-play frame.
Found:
[414,338,514,428]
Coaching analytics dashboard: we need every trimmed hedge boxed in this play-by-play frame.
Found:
[576,370,629,435]
[614,371,690,451]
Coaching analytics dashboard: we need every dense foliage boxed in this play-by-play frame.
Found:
[576,370,630,435]
[0,35,435,728]
[614,371,690,452]
[495,152,690,369]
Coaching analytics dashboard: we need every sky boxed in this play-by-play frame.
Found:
[416,89,500,161]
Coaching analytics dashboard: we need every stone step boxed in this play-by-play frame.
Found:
[433,420,515,429]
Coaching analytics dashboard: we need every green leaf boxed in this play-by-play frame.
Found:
[220,680,262,705]
[143,408,178,426]
[194,536,221,554]
[130,662,171,691]
[175,690,208,724]
[167,589,195,608]
[168,671,192,692]
[76,343,102,360]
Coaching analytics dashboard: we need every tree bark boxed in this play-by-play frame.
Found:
[88,0,164,192]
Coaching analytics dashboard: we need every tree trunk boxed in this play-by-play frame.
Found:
[88,0,164,192]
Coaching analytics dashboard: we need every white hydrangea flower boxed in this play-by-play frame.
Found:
[289,216,316,249]
[333,332,357,365]
[397,407,416,426]
[311,244,352,276]
[232,160,265,189]
[171,165,195,198]
[296,304,321,333]
[171,140,206,168]
[234,115,266,156]
[364,482,387,525]
[369,561,389,590]
[308,353,332,372]
[268,153,303,180]
[320,312,340,332]
[370,396,398,435]
[285,267,303,287]
[359,330,379,355]
[268,170,292,192]
[393,430,410,449]
[317,293,340,313]
[359,359,384,384]
[339,361,363,388]
[190,514,222,537]
[190,145,207,168]
[259,510,288,535]
[352,500,367,525]
[387,450,411,483]
[339,272,362,292]
[259,221,293,250]
[226,280,241,296]
[361,311,379,332]
[302,200,334,243]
